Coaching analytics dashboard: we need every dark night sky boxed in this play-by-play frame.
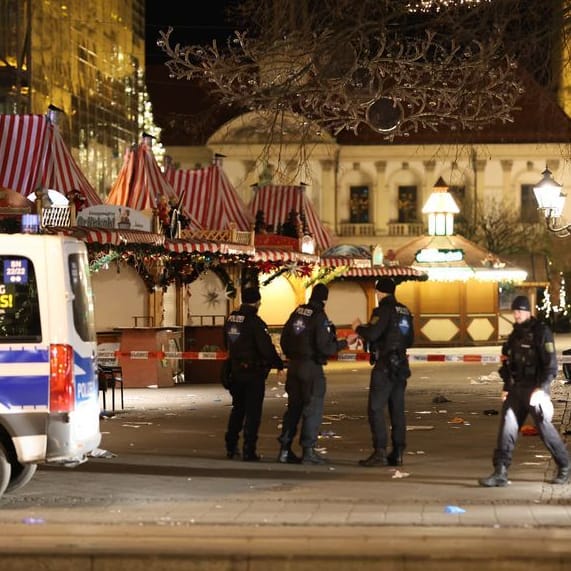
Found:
[145,1,235,65]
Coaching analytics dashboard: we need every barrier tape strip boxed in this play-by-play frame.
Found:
[97,350,571,365]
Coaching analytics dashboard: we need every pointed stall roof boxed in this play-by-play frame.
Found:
[107,139,202,231]
[165,157,254,231]
[0,114,102,206]
[248,184,333,251]
[393,234,528,282]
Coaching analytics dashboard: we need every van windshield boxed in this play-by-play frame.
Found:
[0,255,41,343]
[69,253,96,343]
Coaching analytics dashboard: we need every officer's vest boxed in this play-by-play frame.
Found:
[381,304,413,354]
[510,322,540,381]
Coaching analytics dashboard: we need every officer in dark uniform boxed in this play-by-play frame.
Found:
[223,286,284,461]
[278,283,352,465]
[351,277,414,467]
[479,295,569,486]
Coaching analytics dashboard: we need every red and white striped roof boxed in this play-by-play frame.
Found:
[253,248,319,264]
[165,159,254,232]
[0,114,102,206]
[343,266,427,278]
[248,184,333,251]
[166,239,255,256]
[106,140,201,230]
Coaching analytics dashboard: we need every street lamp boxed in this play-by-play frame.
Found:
[533,167,569,237]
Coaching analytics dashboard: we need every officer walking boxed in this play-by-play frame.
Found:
[278,283,353,465]
[223,286,284,461]
[479,295,569,487]
[351,277,414,467]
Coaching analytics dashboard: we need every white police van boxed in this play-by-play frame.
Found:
[0,233,101,498]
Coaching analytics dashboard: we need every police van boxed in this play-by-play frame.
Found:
[0,233,101,498]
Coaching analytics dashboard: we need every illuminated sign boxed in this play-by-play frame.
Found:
[415,248,464,263]
[3,259,28,284]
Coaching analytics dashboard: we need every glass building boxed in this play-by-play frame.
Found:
[0,0,146,198]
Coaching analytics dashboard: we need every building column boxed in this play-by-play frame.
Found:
[500,160,513,204]
[320,159,336,233]
[374,160,387,234]
[472,157,487,225]
[423,160,436,207]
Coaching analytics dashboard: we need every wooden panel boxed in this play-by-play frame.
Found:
[465,280,497,313]
[419,282,461,313]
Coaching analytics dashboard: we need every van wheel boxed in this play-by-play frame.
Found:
[5,462,37,494]
[0,443,12,497]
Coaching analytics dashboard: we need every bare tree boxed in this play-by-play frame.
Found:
[456,198,549,258]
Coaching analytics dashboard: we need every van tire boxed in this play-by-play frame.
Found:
[5,462,37,494]
[0,443,12,497]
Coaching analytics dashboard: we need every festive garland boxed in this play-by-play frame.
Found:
[86,242,250,293]
[305,265,349,288]
[259,261,314,286]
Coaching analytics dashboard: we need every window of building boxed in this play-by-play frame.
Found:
[521,184,539,223]
[350,186,370,223]
[398,186,418,222]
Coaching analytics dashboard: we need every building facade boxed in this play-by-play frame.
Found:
[0,0,146,196]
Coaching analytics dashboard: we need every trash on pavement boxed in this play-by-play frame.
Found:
[521,425,539,436]
[407,425,434,430]
[444,505,466,514]
[88,448,117,459]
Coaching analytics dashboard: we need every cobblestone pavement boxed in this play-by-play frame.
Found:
[0,338,571,569]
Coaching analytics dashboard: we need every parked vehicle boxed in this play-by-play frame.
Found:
[0,232,101,497]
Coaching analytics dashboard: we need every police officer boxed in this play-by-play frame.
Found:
[278,283,352,465]
[479,295,569,487]
[223,286,284,461]
[351,277,414,467]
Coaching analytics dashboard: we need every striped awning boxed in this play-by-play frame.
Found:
[165,158,254,232]
[48,226,165,246]
[344,266,428,278]
[248,184,333,251]
[319,256,372,268]
[106,140,202,231]
[0,114,102,206]
[253,247,319,264]
[165,239,223,254]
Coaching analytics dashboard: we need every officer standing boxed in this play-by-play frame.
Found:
[479,295,569,487]
[351,277,414,467]
[223,286,284,461]
[278,283,353,465]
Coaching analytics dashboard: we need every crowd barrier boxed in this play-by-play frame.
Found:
[96,350,571,365]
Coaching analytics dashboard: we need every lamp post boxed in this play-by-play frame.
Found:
[533,167,569,237]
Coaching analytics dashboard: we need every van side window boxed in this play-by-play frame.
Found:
[69,253,96,343]
[0,255,41,343]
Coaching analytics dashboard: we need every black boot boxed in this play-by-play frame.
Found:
[277,446,302,464]
[479,465,509,487]
[387,448,405,466]
[551,465,569,485]
[242,447,261,462]
[226,447,240,460]
[302,447,327,465]
[359,449,388,467]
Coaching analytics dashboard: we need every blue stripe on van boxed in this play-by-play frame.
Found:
[0,376,48,407]
[0,348,49,363]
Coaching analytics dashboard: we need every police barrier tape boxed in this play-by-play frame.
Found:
[97,350,571,365]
